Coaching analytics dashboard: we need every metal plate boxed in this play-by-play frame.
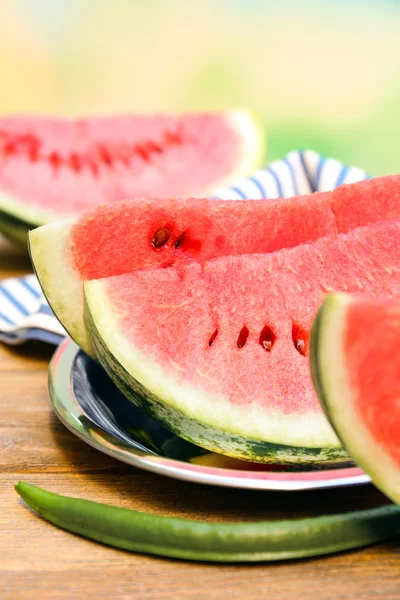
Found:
[48,338,371,492]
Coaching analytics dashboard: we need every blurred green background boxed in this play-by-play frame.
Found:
[1,0,399,175]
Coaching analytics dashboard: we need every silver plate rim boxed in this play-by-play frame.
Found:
[48,338,371,492]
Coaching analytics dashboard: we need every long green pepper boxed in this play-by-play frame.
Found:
[15,482,400,563]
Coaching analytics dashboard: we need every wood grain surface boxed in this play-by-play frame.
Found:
[0,235,399,600]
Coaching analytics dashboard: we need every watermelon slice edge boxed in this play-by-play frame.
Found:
[311,293,400,501]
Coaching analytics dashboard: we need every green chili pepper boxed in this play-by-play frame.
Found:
[15,482,400,563]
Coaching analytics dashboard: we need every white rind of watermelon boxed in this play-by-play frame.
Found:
[29,220,86,345]
[1,110,263,245]
[217,110,264,190]
[310,294,400,502]
[84,278,347,463]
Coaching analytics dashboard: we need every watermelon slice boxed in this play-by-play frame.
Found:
[29,175,400,355]
[0,111,262,245]
[310,294,400,502]
[83,219,400,463]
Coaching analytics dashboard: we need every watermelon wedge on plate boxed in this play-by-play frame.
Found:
[29,175,400,355]
[82,218,400,464]
[311,294,400,503]
[0,110,262,245]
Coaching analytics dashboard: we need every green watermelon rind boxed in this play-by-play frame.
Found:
[0,209,32,247]
[84,281,349,465]
[0,110,264,245]
[0,190,58,226]
[310,293,400,502]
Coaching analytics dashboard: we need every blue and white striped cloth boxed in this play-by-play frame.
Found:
[0,275,66,345]
[0,150,369,346]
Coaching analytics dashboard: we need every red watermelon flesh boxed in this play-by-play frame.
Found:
[331,175,400,233]
[89,219,400,433]
[71,174,400,280]
[0,112,260,223]
[71,195,335,280]
[345,300,400,466]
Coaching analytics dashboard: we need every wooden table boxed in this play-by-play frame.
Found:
[1,236,399,600]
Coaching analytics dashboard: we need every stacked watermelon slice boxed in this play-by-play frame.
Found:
[29,173,400,465]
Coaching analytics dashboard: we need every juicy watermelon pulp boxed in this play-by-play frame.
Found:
[83,218,400,463]
[310,294,400,502]
[29,175,400,355]
[0,110,262,245]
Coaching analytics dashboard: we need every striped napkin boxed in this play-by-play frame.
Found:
[0,275,65,345]
[0,150,369,347]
